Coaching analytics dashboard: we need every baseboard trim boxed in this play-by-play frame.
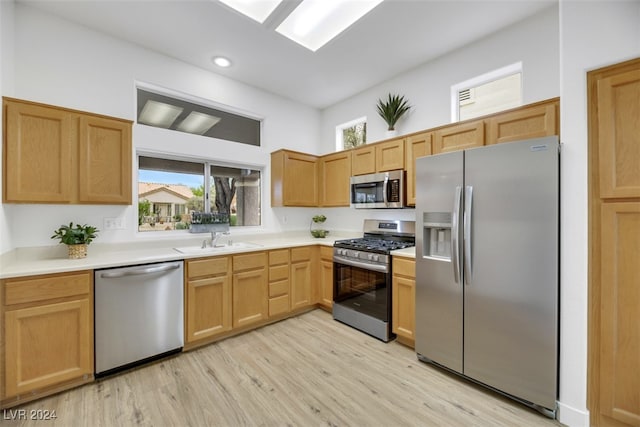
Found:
[557,401,590,426]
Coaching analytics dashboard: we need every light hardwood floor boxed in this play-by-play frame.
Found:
[3,310,562,426]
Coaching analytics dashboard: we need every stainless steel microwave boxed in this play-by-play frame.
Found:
[350,170,405,209]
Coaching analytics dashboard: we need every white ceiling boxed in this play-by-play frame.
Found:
[17,0,556,109]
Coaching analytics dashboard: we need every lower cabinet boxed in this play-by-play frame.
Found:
[268,249,290,317]
[318,246,334,310]
[185,256,232,343]
[290,246,313,310]
[392,256,416,347]
[1,271,94,402]
[232,252,268,328]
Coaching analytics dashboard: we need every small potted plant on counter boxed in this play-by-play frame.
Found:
[51,222,99,259]
[310,214,329,238]
[376,93,412,137]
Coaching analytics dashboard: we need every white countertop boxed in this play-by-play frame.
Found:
[0,231,359,279]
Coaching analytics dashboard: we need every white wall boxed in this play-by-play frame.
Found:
[320,6,560,152]
[557,1,640,426]
[3,3,321,249]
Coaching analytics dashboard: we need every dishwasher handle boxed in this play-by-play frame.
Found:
[99,263,182,279]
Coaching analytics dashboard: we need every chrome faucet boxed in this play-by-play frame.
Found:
[210,231,230,247]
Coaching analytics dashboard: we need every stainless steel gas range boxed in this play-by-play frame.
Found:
[332,219,415,342]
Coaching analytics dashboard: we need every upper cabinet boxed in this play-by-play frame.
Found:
[433,119,484,154]
[486,98,559,146]
[319,150,351,207]
[351,144,376,176]
[375,138,405,171]
[3,97,132,205]
[405,132,432,206]
[271,149,318,207]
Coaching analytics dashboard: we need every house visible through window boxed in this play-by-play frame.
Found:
[451,62,523,122]
[336,117,367,151]
[138,156,261,232]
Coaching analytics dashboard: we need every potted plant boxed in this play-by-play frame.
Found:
[310,214,329,238]
[376,93,412,136]
[51,222,99,259]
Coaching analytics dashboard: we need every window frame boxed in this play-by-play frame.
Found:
[335,116,367,151]
[450,62,523,122]
[136,151,264,235]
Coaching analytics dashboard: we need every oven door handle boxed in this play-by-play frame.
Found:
[333,256,389,274]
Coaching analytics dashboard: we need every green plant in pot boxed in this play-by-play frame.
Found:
[310,215,329,238]
[51,222,99,259]
[376,93,412,134]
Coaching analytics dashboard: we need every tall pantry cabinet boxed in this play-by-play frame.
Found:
[588,57,640,427]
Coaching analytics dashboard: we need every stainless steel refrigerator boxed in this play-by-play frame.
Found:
[415,136,559,417]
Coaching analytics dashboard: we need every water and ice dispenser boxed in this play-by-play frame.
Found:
[422,212,452,260]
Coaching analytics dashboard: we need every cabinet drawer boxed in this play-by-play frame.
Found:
[187,257,229,279]
[269,264,289,282]
[320,245,333,261]
[291,246,312,263]
[269,249,289,266]
[269,294,290,317]
[4,272,91,306]
[269,279,289,298]
[233,252,267,272]
[393,257,415,278]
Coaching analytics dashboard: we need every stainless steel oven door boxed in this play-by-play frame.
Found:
[333,256,391,323]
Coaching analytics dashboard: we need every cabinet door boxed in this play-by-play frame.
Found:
[375,138,405,171]
[392,275,415,344]
[186,275,231,343]
[598,202,640,426]
[351,145,376,176]
[232,268,268,328]
[319,151,351,207]
[3,99,74,203]
[290,261,312,310]
[486,100,558,145]
[319,259,333,309]
[596,69,640,199]
[78,115,132,204]
[405,132,432,206]
[285,151,318,206]
[433,120,484,154]
[5,298,93,397]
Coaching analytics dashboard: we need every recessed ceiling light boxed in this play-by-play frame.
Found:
[176,112,221,135]
[212,56,232,67]
[276,0,384,52]
[138,100,183,128]
[218,0,283,23]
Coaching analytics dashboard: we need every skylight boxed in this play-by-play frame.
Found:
[218,0,283,23]
[276,0,383,51]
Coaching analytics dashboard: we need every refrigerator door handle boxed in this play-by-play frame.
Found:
[464,185,473,285]
[452,186,462,284]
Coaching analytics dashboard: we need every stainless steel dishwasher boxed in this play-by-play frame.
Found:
[94,261,184,376]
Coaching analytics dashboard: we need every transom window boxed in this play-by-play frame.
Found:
[451,62,523,122]
[336,116,367,151]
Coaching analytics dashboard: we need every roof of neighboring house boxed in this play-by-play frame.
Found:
[138,182,195,200]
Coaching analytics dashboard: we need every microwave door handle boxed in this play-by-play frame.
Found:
[383,175,389,207]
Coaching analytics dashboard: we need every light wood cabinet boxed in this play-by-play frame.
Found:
[318,246,334,310]
[1,271,93,402]
[232,252,268,328]
[319,151,351,207]
[486,98,558,146]
[271,149,318,207]
[290,246,313,310]
[588,58,640,427]
[268,249,290,317]
[185,256,232,343]
[375,138,405,171]
[3,97,132,204]
[351,144,376,176]
[433,119,484,154]
[405,132,432,206]
[392,257,415,347]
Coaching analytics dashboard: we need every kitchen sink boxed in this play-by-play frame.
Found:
[173,241,262,255]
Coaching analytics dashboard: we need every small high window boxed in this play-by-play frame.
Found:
[451,62,523,122]
[336,117,367,151]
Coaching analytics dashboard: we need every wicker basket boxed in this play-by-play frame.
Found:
[68,244,87,259]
